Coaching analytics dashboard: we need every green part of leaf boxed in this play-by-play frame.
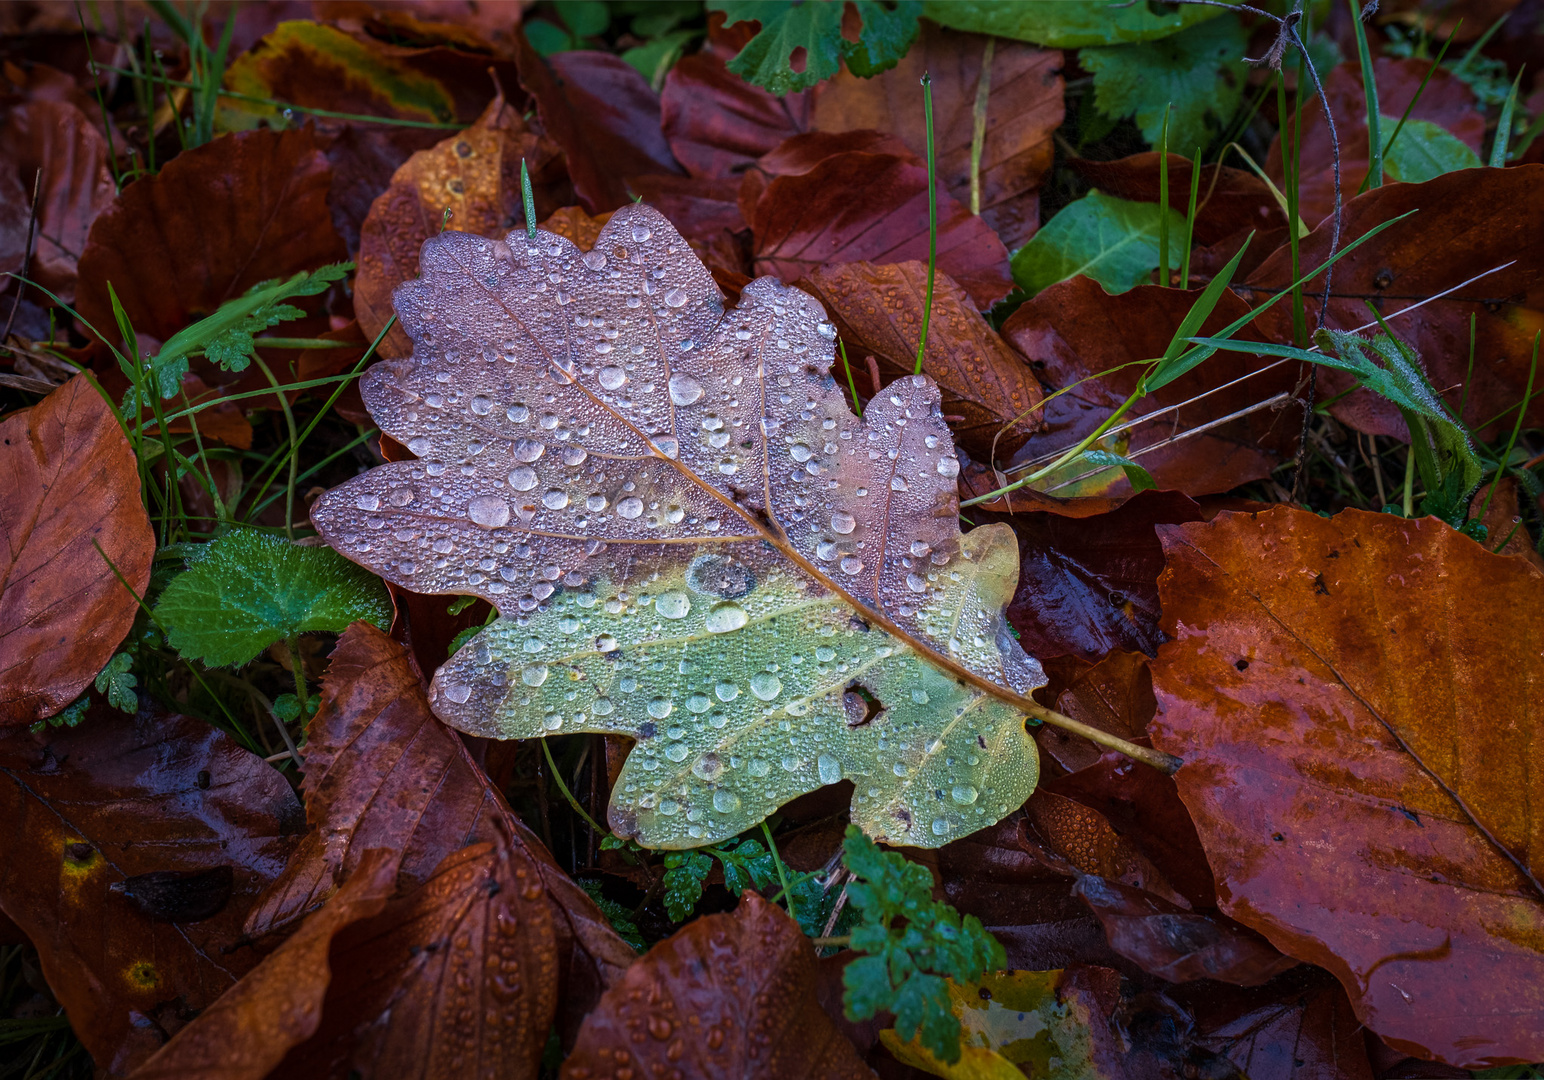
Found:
[579,878,646,952]
[1379,115,1482,183]
[95,653,138,714]
[921,0,1231,47]
[446,595,479,616]
[1145,231,1255,391]
[554,0,610,37]
[524,20,575,56]
[661,849,714,922]
[621,29,698,84]
[715,837,778,895]
[1078,450,1156,492]
[845,1,924,78]
[224,21,458,124]
[840,826,1006,1065]
[1010,190,1185,298]
[1081,14,1249,153]
[154,530,393,668]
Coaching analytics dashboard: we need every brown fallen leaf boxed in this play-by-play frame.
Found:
[1469,478,1544,570]
[560,892,871,1080]
[811,22,1064,250]
[0,98,116,303]
[1150,507,1544,1068]
[540,205,615,250]
[1000,276,1301,497]
[1021,789,1187,908]
[661,50,811,179]
[1245,166,1544,439]
[798,260,1043,459]
[126,849,398,1080]
[355,94,560,360]
[1071,152,1287,248]
[0,706,302,1076]
[75,127,347,358]
[245,623,634,1025]
[1,374,153,725]
[749,148,1014,309]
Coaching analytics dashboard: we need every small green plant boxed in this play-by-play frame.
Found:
[94,653,139,714]
[578,879,646,952]
[707,0,920,93]
[839,826,1005,1065]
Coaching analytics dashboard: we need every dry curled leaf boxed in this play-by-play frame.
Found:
[560,892,871,1080]
[1150,507,1544,1068]
[312,203,1044,850]
[1,375,153,725]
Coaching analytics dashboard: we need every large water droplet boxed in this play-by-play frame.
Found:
[951,784,979,805]
[582,250,606,271]
[830,510,856,534]
[542,489,570,510]
[937,456,961,477]
[749,672,782,701]
[631,221,652,242]
[686,693,712,713]
[617,496,644,519]
[715,680,740,701]
[586,493,608,512]
[598,365,627,391]
[443,683,472,704]
[789,443,813,463]
[663,286,688,308]
[467,495,510,528]
[817,754,841,784]
[932,818,951,836]
[906,573,927,593]
[355,493,380,511]
[522,664,549,687]
[667,373,703,405]
[665,743,689,762]
[514,439,545,462]
[595,634,619,653]
[592,697,615,715]
[712,788,741,813]
[704,602,748,634]
[912,688,930,704]
[840,555,865,575]
[656,591,691,619]
[647,697,673,719]
[815,646,836,662]
[470,394,492,415]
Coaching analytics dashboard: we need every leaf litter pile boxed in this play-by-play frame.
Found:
[2,2,1544,1078]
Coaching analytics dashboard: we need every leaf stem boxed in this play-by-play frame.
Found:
[250,353,301,537]
[761,820,797,925]
[542,738,608,836]
[914,72,937,377]
[812,935,851,948]
[1025,702,1182,773]
[968,39,994,216]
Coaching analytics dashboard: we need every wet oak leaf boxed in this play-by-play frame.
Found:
[1149,507,1544,1068]
[0,706,302,1076]
[1,375,153,725]
[312,204,1044,850]
[560,892,871,1080]
[798,260,1044,460]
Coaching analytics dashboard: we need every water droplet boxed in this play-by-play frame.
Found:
[704,602,748,634]
[816,541,839,562]
[542,489,570,510]
[893,762,909,777]
[830,510,856,534]
[407,436,431,456]
[595,634,619,653]
[815,646,836,662]
[749,672,782,700]
[648,697,673,719]
[522,664,549,687]
[932,818,950,835]
[617,496,644,519]
[443,683,472,704]
[388,485,415,507]
[631,221,652,242]
[582,250,607,271]
[663,286,688,308]
[937,456,960,477]
[910,541,931,557]
[592,697,615,715]
[656,591,691,619]
[507,404,530,423]
[562,445,588,466]
[817,754,841,784]
[906,573,927,593]
[747,759,770,777]
[470,394,492,415]
[586,493,608,511]
[514,439,545,463]
[468,495,510,528]
[355,493,380,511]
[665,743,689,762]
[598,365,627,391]
[912,688,930,704]
[667,372,703,405]
[840,555,865,575]
[659,798,680,815]
[686,693,712,713]
[789,444,813,463]
[951,784,979,805]
[891,476,908,491]
[715,680,739,702]
[712,788,741,813]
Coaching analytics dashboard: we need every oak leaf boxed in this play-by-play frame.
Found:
[313,204,1044,849]
[1149,507,1544,1068]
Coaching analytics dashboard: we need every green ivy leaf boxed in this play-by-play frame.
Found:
[840,826,1005,1065]
[1081,15,1248,153]
[922,0,1231,48]
[154,530,392,668]
[94,653,138,714]
[1382,115,1482,184]
[1010,190,1184,297]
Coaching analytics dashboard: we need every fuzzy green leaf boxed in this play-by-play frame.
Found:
[1081,14,1249,153]
[1011,190,1185,297]
[922,0,1231,47]
[709,0,921,92]
[845,1,923,78]
[154,530,392,668]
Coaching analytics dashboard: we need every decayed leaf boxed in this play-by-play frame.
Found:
[1,375,153,725]
[661,50,812,180]
[1149,507,1544,1068]
[0,707,302,1076]
[560,892,871,1080]
[126,850,398,1080]
[312,203,1045,850]
[799,260,1043,459]
[748,149,1014,309]
[811,23,1064,250]
[245,623,634,1014]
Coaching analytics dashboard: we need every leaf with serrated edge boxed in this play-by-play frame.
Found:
[311,204,1043,849]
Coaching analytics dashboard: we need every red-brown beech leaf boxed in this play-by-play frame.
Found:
[811,23,1064,250]
[355,95,561,361]
[75,128,347,355]
[748,149,1013,309]
[1149,507,1544,1068]
[514,36,683,213]
[0,707,302,1076]
[245,622,635,1018]
[1,375,153,725]
[1267,59,1484,228]
[1245,165,1544,439]
[799,260,1044,459]
[1001,277,1301,497]
[311,204,1047,851]
[126,850,398,1080]
[661,50,811,180]
[560,892,871,1080]
[0,99,116,303]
